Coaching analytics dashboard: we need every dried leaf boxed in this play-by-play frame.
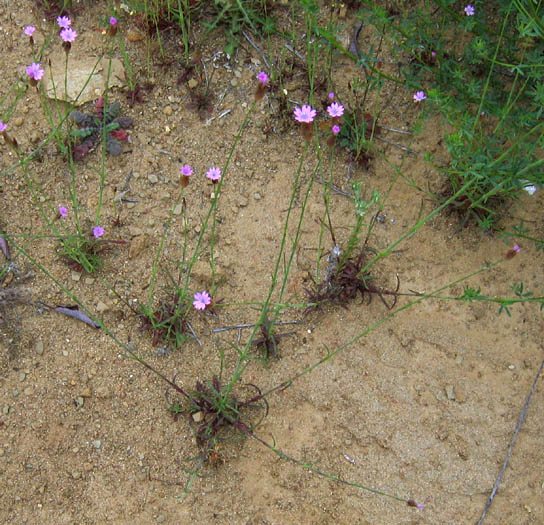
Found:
[55,305,100,328]
[106,134,122,155]
[0,235,10,260]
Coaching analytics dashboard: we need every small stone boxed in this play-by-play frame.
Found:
[237,197,248,207]
[2,405,9,415]
[80,387,92,398]
[72,471,81,480]
[75,396,84,408]
[19,372,26,382]
[156,516,166,523]
[12,390,19,397]
[84,277,95,285]
[35,341,44,355]
[192,411,204,423]
[71,271,81,282]
[230,78,238,87]
[163,106,173,116]
[508,364,515,370]
[148,174,159,184]
[62,350,69,357]
[13,116,24,127]
[445,384,456,401]
[254,192,262,200]
[96,301,109,313]
[188,78,198,89]
[173,204,183,215]
[91,440,102,449]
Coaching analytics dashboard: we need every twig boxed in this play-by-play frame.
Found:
[375,136,421,155]
[212,320,301,333]
[185,320,202,347]
[477,358,544,524]
[242,30,270,69]
[284,43,306,61]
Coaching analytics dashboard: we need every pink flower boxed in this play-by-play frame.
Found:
[26,62,44,81]
[206,167,222,182]
[24,25,36,36]
[93,226,104,238]
[109,17,118,26]
[328,92,335,99]
[193,291,211,310]
[431,51,437,57]
[57,16,72,28]
[257,72,269,85]
[464,4,475,16]
[413,90,427,102]
[180,164,193,176]
[294,105,317,123]
[60,27,77,43]
[59,206,68,217]
[513,245,521,254]
[0,121,7,133]
[332,125,341,135]
[327,102,344,118]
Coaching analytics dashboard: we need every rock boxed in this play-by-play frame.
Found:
[148,173,159,184]
[35,341,44,355]
[44,54,125,105]
[96,301,109,313]
[173,204,183,215]
[2,405,9,415]
[19,372,26,382]
[254,192,262,200]
[80,387,92,398]
[91,440,102,449]
[192,411,204,423]
[188,78,198,89]
[163,106,173,116]
[445,384,456,401]
[129,234,149,259]
[13,117,24,127]
[72,471,81,480]
[75,396,84,408]
[71,271,81,282]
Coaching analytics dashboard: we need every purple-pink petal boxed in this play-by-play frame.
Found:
[206,167,222,181]
[193,291,211,310]
[0,121,7,133]
[24,25,36,36]
[180,164,193,176]
[110,17,118,26]
[93,226,104,238]
[60,27,77,43]
[57,16,72,28]
[59,206,68,217]
[327,102,344,118]
[257,71,269,85]
[294,104,317,123]
[26,62,44,80]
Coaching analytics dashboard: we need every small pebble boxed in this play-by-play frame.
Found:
[12,390,19,397]
[163,106,173,116]
[148,174,159,184]
[71,271,81,282]
[96,301,109,313]
[192,411,204,423]
[173,204,183,215]
[35,341,44,355]
[445,384,456,401]
[254,192,262,200]
[188,78,198,89]
[91,440,102,449]
[13,116,24,127]
[19,372,26,382]
[72,471,81,480]
[62,350,69,357]
[2,405,9,415]
[156,516,166,523]
[75,396,84,408]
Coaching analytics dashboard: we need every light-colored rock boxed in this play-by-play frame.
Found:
[44,54,125,105]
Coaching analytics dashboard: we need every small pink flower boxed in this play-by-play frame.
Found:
[93,226,104,238]
[109,17,118,26]
[257,71,269,85]
[513,245,521,254]
[60,27,77,43]
[59,206,68,217]
[413,90,427,102]
[57,16,72,28]
[431,51,437,57]
[328,92,335,99]
[180,164,193,176]
[206,167,222,182]
[24,25,36,36]
[0,121,7,133]
[193,291,211,310]
[327,102,344,118]
[294,104,317,123]
[26,62,44,81]
[332,125,341,135]
[464,4,475,16]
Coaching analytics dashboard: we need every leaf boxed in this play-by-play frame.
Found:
[70,111,96,128]
[73,138,96,160]
[72,127,97,139]
[105,134,122,155]
[110,129,129,142]
[55,305,100,328]
[104,101,120,123]
[112,116,133,128]
[0,234,10,260]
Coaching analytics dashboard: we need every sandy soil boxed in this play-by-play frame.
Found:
[1,2,543,524]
